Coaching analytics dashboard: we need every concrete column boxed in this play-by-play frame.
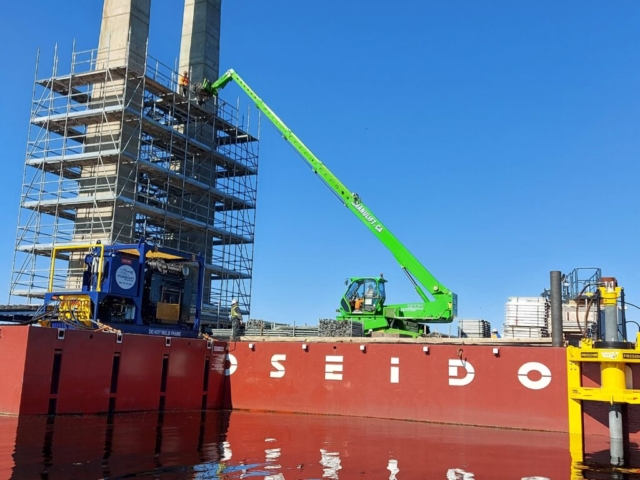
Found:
[174,0,222,306]
[97,0,151,72]
[179,0,222,84]
[69,0,151,288]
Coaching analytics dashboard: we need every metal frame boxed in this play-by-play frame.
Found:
[49,243,105,292]
[9,41,260,325]
[562,268,602,302]
[567,339,640,466]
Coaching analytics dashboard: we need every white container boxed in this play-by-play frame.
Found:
[458,319,491,338]
[504,297,549,338]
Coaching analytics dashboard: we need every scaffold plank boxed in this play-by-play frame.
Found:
[121,197,252,245]
[36,66,128,90]
[36,77,90,104]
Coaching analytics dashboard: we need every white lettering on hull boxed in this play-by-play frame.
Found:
[232,351,555,391]
[517,362,551,390]
[265,447,281,461]
[270,354,287,378]
[149,329,182,337]
[325,355,344,380]
[447,468,476,479]
[391,357,400,384]
[320,449,342,477]
[221,441,232,461]
[225,353,237,376]
[387,459,399,479]
[448,359,475,386]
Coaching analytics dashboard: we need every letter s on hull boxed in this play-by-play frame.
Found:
[518,362,551,390]
[448,359,475,386]
[270,354,287,378]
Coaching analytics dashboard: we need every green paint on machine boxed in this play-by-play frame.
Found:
[201,70,457,337]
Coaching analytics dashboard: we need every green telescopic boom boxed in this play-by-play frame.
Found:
[202,69,455,320]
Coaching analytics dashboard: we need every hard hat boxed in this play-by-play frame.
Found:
[492,329,498,332]
[231,298,238,305]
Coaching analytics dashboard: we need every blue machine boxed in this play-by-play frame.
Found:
[43,239,205,337]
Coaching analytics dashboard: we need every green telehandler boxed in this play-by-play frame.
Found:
[199,70,457,337]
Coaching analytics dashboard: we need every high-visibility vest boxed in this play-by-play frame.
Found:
[179,74,189,86]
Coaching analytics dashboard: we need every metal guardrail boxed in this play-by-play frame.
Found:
[206,320,365,338]
[207,327,320,338]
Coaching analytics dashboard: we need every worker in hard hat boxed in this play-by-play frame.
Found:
[178,70,189,97]
[230,298,244,338]
[491,329,501,339]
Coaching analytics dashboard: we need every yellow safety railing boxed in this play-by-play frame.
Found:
[48,243,105,293]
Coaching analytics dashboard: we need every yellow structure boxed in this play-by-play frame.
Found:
[599,284,622,309]
[48,243,105,293]
[567,335,640,471]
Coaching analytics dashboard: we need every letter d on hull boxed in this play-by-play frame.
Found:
[448,359,475,386]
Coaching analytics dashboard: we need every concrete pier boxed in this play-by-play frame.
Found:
[179,0,222,84]
[97,0,151,71]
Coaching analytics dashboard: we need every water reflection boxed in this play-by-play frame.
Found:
[0,409,626,479]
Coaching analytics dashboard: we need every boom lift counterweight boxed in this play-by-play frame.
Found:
[200,70,457,336]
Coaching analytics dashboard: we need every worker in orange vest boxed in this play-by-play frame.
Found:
[354,297,364,312]
[178,70,189,97]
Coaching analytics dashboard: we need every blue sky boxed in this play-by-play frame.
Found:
[1,1,639,334]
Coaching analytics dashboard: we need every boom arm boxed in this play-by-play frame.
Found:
[202,70,455,321]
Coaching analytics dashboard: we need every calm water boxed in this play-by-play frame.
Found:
[0,410,635,479]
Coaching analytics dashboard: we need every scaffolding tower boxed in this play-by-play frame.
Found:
[9,41,260,324]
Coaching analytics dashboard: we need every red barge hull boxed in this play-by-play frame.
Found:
[0,326,226,415]
[1,325,639,440]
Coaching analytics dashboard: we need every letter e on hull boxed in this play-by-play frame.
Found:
[325,356,344,381]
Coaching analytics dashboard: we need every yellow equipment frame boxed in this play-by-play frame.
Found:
[567,334,640,470]
[48,243,105,293]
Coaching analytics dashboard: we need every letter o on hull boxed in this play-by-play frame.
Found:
[225,353,238,376]
[518,362,551,390]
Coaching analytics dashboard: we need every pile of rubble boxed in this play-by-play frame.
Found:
[318,319,364,337]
